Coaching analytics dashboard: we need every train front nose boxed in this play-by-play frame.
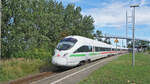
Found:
[52,56,67,66]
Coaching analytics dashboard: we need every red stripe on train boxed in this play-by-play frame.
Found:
[100,51,117,54]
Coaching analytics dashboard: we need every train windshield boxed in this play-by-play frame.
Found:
[56,38,77,50]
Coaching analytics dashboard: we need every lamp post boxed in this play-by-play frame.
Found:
[130,4,139,66]
[126,11,128,48]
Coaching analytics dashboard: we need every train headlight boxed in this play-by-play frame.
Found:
[63,53,68,57]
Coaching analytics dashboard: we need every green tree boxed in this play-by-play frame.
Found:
[107,40,111,44]
[104,38,108,43]
[2,0,95,59]
[95,30,103,41]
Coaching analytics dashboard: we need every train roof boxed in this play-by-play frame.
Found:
[65,35,128,49]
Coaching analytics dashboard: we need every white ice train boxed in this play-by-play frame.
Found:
[52,35,128,67]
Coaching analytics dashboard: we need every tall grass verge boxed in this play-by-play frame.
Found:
[0,58,51,82]
[79,53,150,84]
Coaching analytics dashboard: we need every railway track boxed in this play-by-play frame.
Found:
[9,66,70,84]
[7,54,124,84]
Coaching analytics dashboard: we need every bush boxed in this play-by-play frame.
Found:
[0,48,53,82]
[12,48,52,60]
[0,59,45,82]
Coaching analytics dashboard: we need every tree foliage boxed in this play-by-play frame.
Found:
[2,0,94,59]
[128,40,150,48]
[93,30,111,44]
[94,30,102,41]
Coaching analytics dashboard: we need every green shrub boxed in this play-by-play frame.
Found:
[0,48,53,82]
[12,48,52,60]
[0,59,45,82]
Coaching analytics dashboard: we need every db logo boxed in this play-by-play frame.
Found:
[57,54,60,57]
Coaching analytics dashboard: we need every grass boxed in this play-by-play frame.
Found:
[0,58,51,82]
[79,53,150,84]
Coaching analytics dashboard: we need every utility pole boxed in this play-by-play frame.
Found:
[126,11,128,48]
[122,39,124,47]
[130,4,139,66]
[126,11,132,48]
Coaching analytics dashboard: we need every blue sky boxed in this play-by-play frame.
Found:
[57,0,150,46]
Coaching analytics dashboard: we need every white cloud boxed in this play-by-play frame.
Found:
[136,6,150,25]
[132,0,150,6]
[140,0,146,6]
[82,2,129,28]
[82,1,150,28]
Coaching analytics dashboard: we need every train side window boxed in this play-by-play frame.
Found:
[113,48,116,51]
[88,46,92,52]
[95,47,98,52]
[94,47,111,51]
[95,47,102,52]
[101,47,105,51]
[103,48,106,51]
[107,48,111,51]
[74,45,92,53]
[98,47,101,51]
[104,48,107,51]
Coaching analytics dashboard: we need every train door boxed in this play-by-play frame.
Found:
[74,45,92,62]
